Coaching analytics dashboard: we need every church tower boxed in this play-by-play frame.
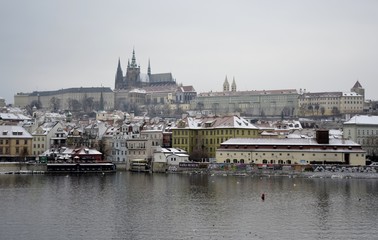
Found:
[223,76,230,92]
[114,58,124,90]
[231,77,237,92]
[148,59,151,76]
[124,49,141,89]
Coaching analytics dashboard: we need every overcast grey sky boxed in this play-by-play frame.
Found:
[1,0,377,104]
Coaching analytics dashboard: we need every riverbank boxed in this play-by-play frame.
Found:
[2,162,378,179]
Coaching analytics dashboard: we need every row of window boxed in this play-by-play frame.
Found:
[33,144,45,149]
[357,138,378,145]
[0,139,28,145]
[115,150,146,156]
[175,129,255,136]
[357,129,378,136]
[174,137,230,145]
[33,137,45,142]
[221,152,365,157]
[0,147,28,155]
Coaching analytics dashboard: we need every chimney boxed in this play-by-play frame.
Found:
[316,130,329,144]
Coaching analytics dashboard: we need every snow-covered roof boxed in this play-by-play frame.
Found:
[129,88,147,94]
[177,115,258,130]
[0,113,31,121]
[342,92,362,97]
[0,125,32,138]
[344,115,378,125]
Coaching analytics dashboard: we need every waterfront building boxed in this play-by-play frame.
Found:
[343,115,378,157]
[14,87,114,111]
[82,121,108,148]
[140,120,165,161]
[31,121,64,156]
[41,147,103,162]
[216,130,366,166]
[190,78,298,117]
[66,127,85,147]
[152,147,189,172]
[0,125,33,161]
[172,115,259,160]
[111,121,143,163]
[49,127,67,150]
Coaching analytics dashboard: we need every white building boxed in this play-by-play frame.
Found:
[343,115,378,157]
[153,147,189,172]
[216,131,366,166]
[32,121,64,156]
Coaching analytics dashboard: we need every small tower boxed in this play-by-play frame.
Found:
[351,80,365,99]
[231,77,237,92]
[223,76,230,92]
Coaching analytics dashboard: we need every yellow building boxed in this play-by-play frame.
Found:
[172,115,259,160]
[216,131,366,166]
[0,126,33,161]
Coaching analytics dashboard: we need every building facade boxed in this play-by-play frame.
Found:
[0,125,33,161]
[14,87,114,111]
[216,131,366,166]
[172,115,259,160]
[343,115,378,157]
[190,78,298,117]
[298,81,365,117]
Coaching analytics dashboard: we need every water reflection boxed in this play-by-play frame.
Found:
[1,173,378,240]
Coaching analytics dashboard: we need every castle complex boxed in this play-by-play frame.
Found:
[12,48,368,119]
[114,49,176,90]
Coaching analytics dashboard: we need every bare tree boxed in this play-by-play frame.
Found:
[50,97,61,112]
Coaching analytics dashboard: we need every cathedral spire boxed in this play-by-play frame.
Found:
[117,58,121,70]
[223,75,230,92]
[148,59,151,75]
[114,58,124,90]
[231,77,237,92]
[131,48,136,68]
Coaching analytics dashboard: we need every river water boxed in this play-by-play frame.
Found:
[0,172,377,240]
